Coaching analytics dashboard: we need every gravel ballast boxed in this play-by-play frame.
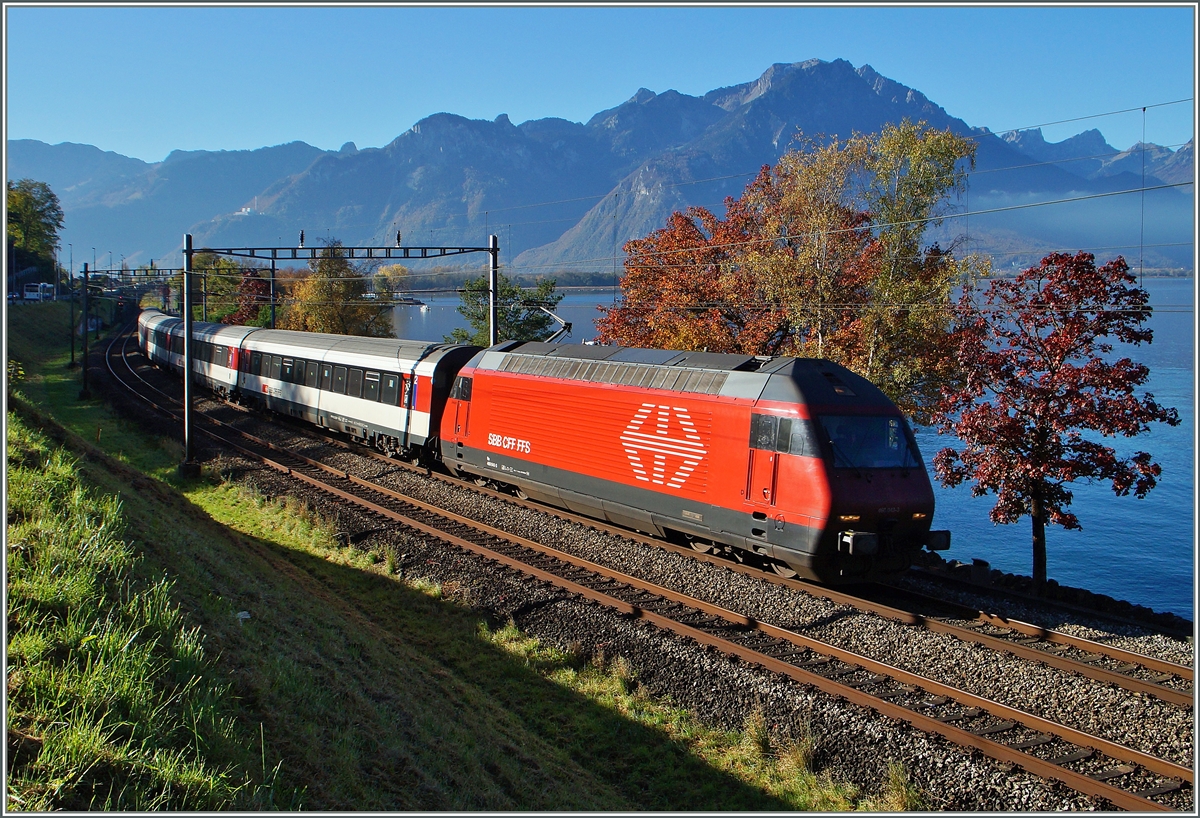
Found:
[107,358,1196,810]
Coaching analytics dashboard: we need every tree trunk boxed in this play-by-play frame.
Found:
[1030,487,1047,596]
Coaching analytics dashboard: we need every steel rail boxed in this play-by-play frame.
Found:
[446,475,1193,706]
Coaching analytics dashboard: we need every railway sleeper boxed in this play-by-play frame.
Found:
[1090,764,1137,782]
[843,674,887,689]
[1045,748,1093,766]
[1132,781,1184,798]
[969,720,1016,736]
[933,707,982,723]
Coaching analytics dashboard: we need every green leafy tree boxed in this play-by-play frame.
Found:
[7,179,64,282]
[193,252,245,321]
[374,263,410,297]
[856,121,981,421]
[447,273,563,346]
[281,240,392,336]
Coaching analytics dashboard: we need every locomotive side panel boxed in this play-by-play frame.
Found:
[441,365,834,575]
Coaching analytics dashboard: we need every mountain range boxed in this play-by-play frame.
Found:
[7,58,1194,276]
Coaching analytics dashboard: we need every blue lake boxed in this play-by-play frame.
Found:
[393,278,1195,620]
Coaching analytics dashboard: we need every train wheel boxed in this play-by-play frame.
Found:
[770,559,799,579]
[515,488,530,500]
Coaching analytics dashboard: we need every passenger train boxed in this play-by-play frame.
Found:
[139,308,949,582]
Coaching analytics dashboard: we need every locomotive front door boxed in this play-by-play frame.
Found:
[749,449,777,506]
[450,376,473,459]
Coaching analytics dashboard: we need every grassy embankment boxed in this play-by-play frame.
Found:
[5,301,921,810]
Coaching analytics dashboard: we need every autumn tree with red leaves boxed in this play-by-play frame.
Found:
[932,252,1180,594]
[594,202,793,355]
[222,269,271,326]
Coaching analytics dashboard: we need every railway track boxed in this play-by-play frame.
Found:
[105,326,1194,810]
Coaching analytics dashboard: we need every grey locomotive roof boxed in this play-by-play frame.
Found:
[475,340,897,409]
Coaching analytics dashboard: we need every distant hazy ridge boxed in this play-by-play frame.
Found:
[8,59,1193,274]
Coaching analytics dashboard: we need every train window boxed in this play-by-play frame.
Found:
[251,352,263,374]
[269,355,282,381]
[240,350,251,372]
[817,415,921,469]
[776,418,793,452]
[363,371,381,401]
[450,375,472,402]
[282,358,294,381]
[347,368,363,398]
[750,414,778,451]
[788,419,819,458]
[321,365,333,391]
[332,366,347,394]
[305,361,320,388]
[381,373,400,405]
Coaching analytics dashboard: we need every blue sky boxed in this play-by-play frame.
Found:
[5,4,1195,163]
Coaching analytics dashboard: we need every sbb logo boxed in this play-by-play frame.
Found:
[620,403,707,489]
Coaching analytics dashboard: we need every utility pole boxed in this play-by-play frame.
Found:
[180,234,199,477]
[488,234,499,346]
[78,264,91,400]
[68,246,76,367]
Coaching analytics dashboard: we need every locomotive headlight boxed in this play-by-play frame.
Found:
[838,514,860,523]
[911,512,928,521]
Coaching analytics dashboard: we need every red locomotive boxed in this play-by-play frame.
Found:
[441,340,948,581]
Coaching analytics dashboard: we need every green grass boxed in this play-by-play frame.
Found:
[5,413,283,810]
[6,302,923,810]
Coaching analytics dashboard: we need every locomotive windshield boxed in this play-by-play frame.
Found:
[817,415,921,469]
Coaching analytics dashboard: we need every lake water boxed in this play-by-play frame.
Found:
[393,279,1195,620]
